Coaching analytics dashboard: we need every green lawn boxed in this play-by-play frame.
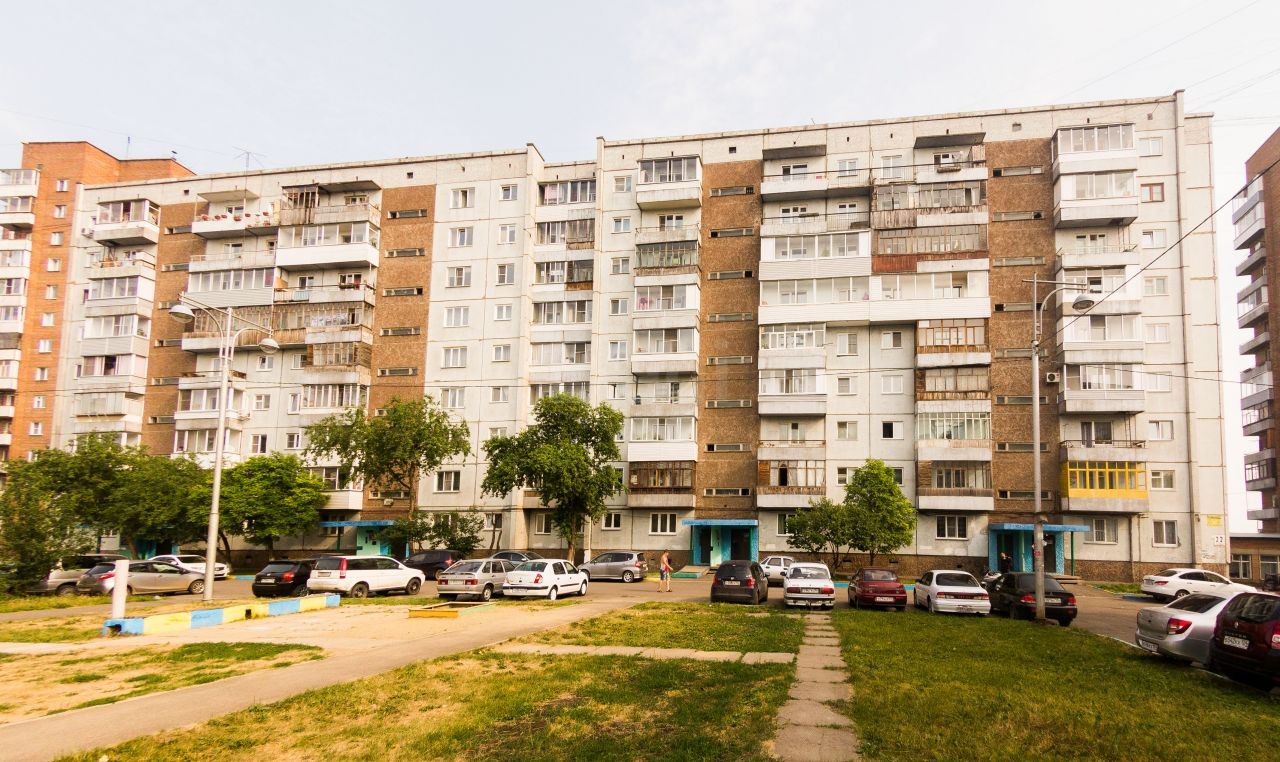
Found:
[0,595,150,614]
[1091,582,1144,596]
[830,609,1280,760]
[59,651,790,761]
[521,601,805,653]
[0,615,103,643]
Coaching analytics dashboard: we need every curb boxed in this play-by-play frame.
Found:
[102,593,340,636]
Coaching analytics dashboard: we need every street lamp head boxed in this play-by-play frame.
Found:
[1070,293,1096,311]
[168,303,196,325]
[257,336,280,355]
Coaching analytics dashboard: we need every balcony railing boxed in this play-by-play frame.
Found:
[759,439,825,447]
[278,202,380,227]
[1060,440,1147,449]
[917,487,994,498]
[763,212,870,230]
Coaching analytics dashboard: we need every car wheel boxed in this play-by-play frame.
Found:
[292,585,309,597]
[188,579,206,595]
[1056,617,1072,627]
[621,570,635,583]
[55,583,77,597]
[578,581,588,597]
[852,595,861,610]
[547,586,558,601]
[125,585,134,596]
[480,584,493,602]
[1173,589,1190,600]
[434,568,445,582]
[405,578,422,596]
[349,582,370,599]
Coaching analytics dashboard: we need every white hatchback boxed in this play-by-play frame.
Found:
[150,554,229,580]
[914,569,991,615]
[307,555,425,598]
[503,559,588,601]
[1141,568,1255,603]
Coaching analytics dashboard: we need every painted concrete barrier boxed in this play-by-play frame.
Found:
[102,593,340,636]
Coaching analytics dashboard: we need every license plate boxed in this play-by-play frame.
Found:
[803,588,819,594]
[959,605,984,612]
[1045,598,1062,605]
[1224,635,1249,649]
[723,580,741,586]
[875,596,894,603]
[316,571,331,577]
[1138,639,1158,653]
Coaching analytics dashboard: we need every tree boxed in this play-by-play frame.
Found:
[845,459,916,565]
[786,497,856,571]
[379,514,432,558]
[0,455,94,593]
[482,394,624,561]
[42,435,134,545]
[108,453,210,559]
[304,396,471,511]
[218,454,328,552]
[422,509,485,558]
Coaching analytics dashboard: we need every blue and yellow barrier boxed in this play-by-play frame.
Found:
[102,594,340,636]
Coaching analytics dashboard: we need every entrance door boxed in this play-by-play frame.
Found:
[730,528,752,560]
[697,529,712,566]
[996,533,1020,572]
[1043,534,1059,574]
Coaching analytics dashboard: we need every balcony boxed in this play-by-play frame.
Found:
[1237,245,1267,277]
[191,211,279,239]
[0,169,38,198]
[278,201,381,228]
[0,405,14,419]
[1241,331,1270,358]
[757,486,825,509]
[1061,439,1148,463]
[762,170,831,201]
[275,238,379,269]
[628,440,698,461]
[80,334,150,359]
[0,197,35,230]
[760,211,869,238]
[1052,126,1138,177]
[630,353,698,376]
[0,376,16,392]
[1058,388,1145,414]
[0,234,31,254]
[1053,195,1139,229]
[916,439,992,462]
[1060,461,1148,513]
[636,183,701,210]
[1233,203,1266,251]
[758,393,826,417]
[1057,244,1140,270]
[275,283,376,307]
[324,489,365,512]
[86,248,155,280]
[635,224,699,246]
[1245,450,1276,491]
[631,394,698,418]
[1060,339,1144,365]
[1243,398,1273,437]
[917,488,995,512]
[915,160,988,185]
[757,439,826,460]
[1238,280,1268,330]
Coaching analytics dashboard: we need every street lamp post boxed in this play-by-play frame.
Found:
[1028,274,1095,621]
[169,296,278,602]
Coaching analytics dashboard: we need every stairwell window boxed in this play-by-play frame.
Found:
[1153,520,1178,547]
[649,512,677,535]
[936,515,968,540]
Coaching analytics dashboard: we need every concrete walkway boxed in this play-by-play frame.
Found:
[771,613,860,762]
[0,599,630,762]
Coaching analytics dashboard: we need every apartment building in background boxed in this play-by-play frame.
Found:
[30,91,1227,579]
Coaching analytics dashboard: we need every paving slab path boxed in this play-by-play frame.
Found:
[770,613,860,762]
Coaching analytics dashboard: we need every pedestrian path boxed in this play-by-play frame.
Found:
[495,641,794,664]
[770,613,860,762]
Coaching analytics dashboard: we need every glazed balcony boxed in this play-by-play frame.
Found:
[760,211,869,238]
[1238,278,1268,330]
[0,196,35,230]
[0,169,38,198]
[1233,202,1266,251]
[1058,387,1145,414]
[92,200,160,245]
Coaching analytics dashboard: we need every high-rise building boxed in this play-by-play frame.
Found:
[36,91,1226,578]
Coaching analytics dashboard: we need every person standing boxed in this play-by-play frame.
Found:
[658,551,672,592]
[999,551,1013,574]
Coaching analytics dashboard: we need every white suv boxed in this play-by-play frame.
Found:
[308,555,424,598]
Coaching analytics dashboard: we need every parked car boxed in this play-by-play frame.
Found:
[307,555,424,598]
[502,559,587,601]
[913,570,990,615]
[251,559,315,598]
[1209,591,1280,688]
[760,555,795,586]
[1141,568,1255,603]
[488,550,544,565]
[1136,592,1237,664]
[580,551,647,583]
[438,559,514,601]
[150,554,229,580]
[710,560,769,605]
[783,562,836,609]
[30,553,126,596]
[989,572,1077,626]
[403,549,466,581]
[849,567,907,610]
[76,560,205,596]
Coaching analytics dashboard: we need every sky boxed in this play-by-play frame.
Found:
[2,0,1278,530]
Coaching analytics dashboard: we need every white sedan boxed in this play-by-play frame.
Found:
[913,569,990,615]
[503,559,588,601]
[1141,568,1255,603]
[150,554,229,580]
[783,562,836,609]
[760,555,795,586]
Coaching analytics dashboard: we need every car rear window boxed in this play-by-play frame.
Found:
[1155,569,1178,577]
[789,566,830,580]
[1014,575,1067,593]
[1167,594,1226,613]
[260,563,297,574]
[448,561,483,574]
[1236,595,1280,623]
[315,558,345,571]
[87,564,115,575]
[864,569,897,582]
[715,564,750,577]
[937,573,979,587]
[515,561,547,573]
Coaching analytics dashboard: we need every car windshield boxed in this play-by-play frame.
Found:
[515,561,547,573]
[447,561,484,574]
[174,556,204,564]
[1167,594,1225,613]
[260,563,296,574]
[789,566,830,580]
[863,570,896,582]
[936,573,979,587]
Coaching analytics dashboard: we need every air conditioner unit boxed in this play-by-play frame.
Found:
[634,396,642,405]
[383,498,395,507]
[1044,372,1061,384]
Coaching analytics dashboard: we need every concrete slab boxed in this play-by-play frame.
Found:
[796,654,847,670]
[639,647,700,660]
[778,699,853,728]
[803,637,841,647]
[789,681,852,702]
[773,725,860,762]
[796,666,849,683]
[743,651,796,664]
[683,650,742,662]
[592,645,645,657]
[799,645,843,658]
[806,626,838,635]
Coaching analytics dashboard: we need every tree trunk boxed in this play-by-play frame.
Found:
[217,530,233,566]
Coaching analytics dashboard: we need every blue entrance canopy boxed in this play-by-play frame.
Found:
[989,522,1091,533]
[683,519,759,527]
[318,520,395,528]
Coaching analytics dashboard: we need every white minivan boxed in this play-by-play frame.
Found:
[308,555,425,598]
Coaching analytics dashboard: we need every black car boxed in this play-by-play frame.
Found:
[403,549,466,580]
[989,572,1078,626]
[1209,591,1280,689]
[710,560,769,605]
[252,559,315,597]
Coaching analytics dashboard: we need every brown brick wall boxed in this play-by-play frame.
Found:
[697,161,762,518]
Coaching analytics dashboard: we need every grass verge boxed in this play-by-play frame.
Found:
[0,595,156,614]
[59,651,789,761]
[0,616,102,643]
[830,609,1280,760]
[521,601,805,653]
[1091,582,1143,596]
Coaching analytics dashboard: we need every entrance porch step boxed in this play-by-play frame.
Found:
[1050,574,1082,585]
[673,565,710,578]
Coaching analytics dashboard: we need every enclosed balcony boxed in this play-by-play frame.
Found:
[1233,200,1266,252]
[278,200,380,228]
[92,199,160,244]
[275,222,379,269]
[915,410,992,462]
[0,169,38,198]
[630,327,698,375]
[871,181,988,229]
[1242,398,1273,438]
[635,241,699,276]
[1238,278,1268,330]
[757,459,825,508]
[86,247,156,280]
[757,438,826,461]
[1053,171,1139,228]
[1245,451,1276,492]
[1060,314,1144,364]
[192,210,279,238]
[0,232,32,256]
[628,461,696,508]
[758,369,825,416]
[0,196,35,230]
[635,157,701,210]
[1051,124,1138,176]
[1060,459,1148,513]
[628,416,697,461]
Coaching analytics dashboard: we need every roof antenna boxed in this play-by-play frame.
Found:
[232,146,266,172]
[125,136,131,159]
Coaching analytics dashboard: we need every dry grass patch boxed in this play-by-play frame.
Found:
[0,615,102,643]
[521,601,805,653]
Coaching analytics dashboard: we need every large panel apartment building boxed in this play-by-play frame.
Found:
[4,91,1227,578]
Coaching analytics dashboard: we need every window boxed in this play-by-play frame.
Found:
[836,158,860,176]
[880,375,904,394]
[534,513,553,535]
[447,266,471,287]
[881,421,903,439]
[32,395,45,409]
[56,179,69,192]
[1140,183,1164,203]
[649,512,677,534]
[609,298,628,316]
[498,224,517,244]
[611,257,631,274]
[1140,229,1166,249]
[44,285,56,299]
[603,512,622,530]
[450,188,475,209]
[450,227,473,247]
[612,217,631,233]
[35,367,48,381]
[436,471,461,492]
[1145,323,1169,343]
[441,387,465,408]
[251,434,268,454]
[777,513,795,536]
[837,377,856,395]
[488,427,507,438]
[639,157,698,184]
[494,303,512,321]
[253,394,271,411]
[36,339,51,353]
[490,386,510,403]
[46,258,61,272]
[881,331,903,349]
[28,421,43,436]
[1262,555,1280,579]
[442,347,467,368]
[1153,520,1178,547]
[936,516,967,539]
[40,312,54,327]
[1143,276,1168,296]
[1146,372,1172,392]
[1086,518,1118,544]
[49,232,63,246]
[285,432,301,449]
[256,355,273,371]
[836,421,857,441]
[1230,554,1251,580]
[444,306,469,327]
[608,340,628,360]
[1147,420,1173,441]
[288,393,300,413]
[614,175,633,193]
[836,467,851,486]
[837,332,858,356]
[1150,470,1175,490]
[880,155,904,179]
[493,344,511,362]
[1138,137,1164,156]
[500,184,518,201]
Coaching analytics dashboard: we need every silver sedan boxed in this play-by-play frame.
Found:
[1135,592,1239,665]
[437,559,514,601]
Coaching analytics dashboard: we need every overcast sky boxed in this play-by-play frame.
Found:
[3,0,1277,529]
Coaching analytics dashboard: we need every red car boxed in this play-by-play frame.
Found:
[849,567,907,610]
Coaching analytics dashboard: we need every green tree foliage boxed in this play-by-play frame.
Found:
[379,515,432,559]
[422,510,485,558]
[0,455,94,592]
[482,395,624,560]
[845,459,917,565]
[786,497,855,571]
[109,454,210,559]
[218,454,328,552]
[303,396,471,509]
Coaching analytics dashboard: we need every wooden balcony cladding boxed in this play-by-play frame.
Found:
[916,487,994,498]
[871,250,988,274]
